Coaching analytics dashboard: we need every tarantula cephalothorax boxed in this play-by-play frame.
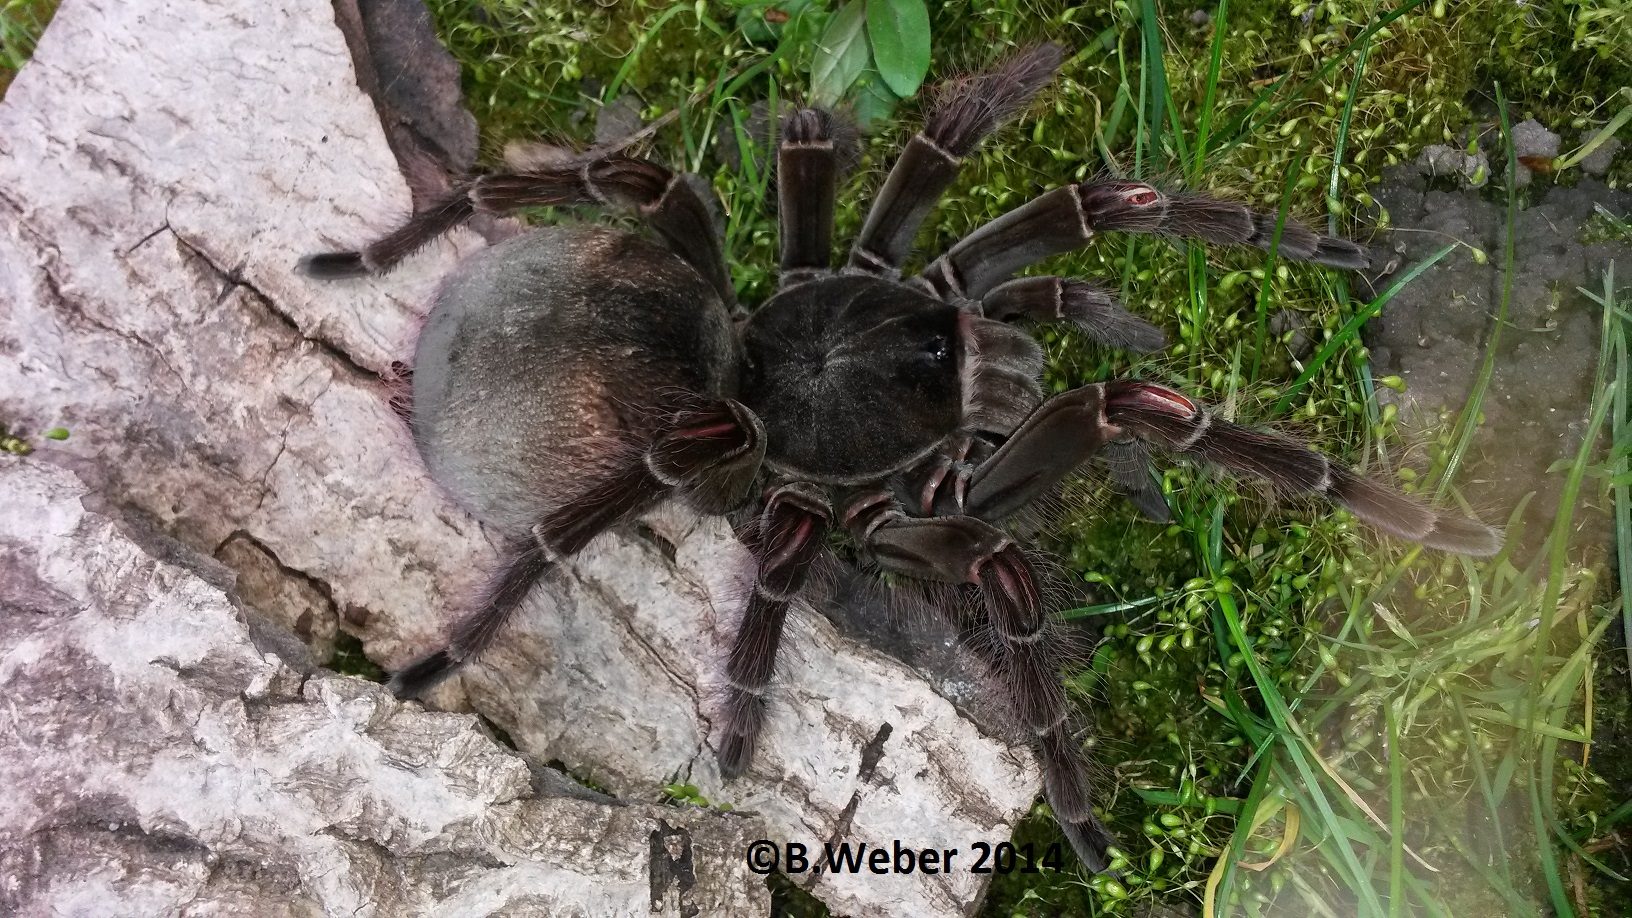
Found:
[302,44,1500,871]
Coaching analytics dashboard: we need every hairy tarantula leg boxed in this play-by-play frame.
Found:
[300,188,474,280]
[717,486,830,778]
[1103,381,1501,554]
[647,396,768,514]
[388,460,659,698]
[962,381,1500,553]
[1100,438,1173,522]
[846,44,1064,277]
[962,385,1116,521]
[856,511,1118,872]
[777,109,848,287]
[918,181,1369,302]
[390,397,766,699]
[300,155,735,307]
[981,276,1166,353]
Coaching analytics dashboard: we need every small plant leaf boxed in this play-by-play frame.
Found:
[736,0,824,47]
[849,65,900,130]
[864,0,930,98]
[809,1,869,109]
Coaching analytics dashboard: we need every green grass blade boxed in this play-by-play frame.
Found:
[1272,245,1456,417]
[1205,565,1386,913]
[1138,0,1168,167]
[1385,703,1405,917]
[1250,151,1305,382]
[1212,754,1278,917]
[603,3,692,103]
[1434,86,1516,498]
[1189,0,1229,184]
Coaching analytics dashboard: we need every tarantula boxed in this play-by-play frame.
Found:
[302,44,1499,871]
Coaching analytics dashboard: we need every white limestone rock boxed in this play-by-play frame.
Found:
[0,0,1043,915]
[0,461,771,916]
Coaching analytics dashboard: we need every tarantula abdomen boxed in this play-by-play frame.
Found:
[410,225,737,539]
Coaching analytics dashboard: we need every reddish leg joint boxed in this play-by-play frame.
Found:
[1105,381,1196,417]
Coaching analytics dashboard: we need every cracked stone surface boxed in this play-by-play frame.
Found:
[0,0,1040,915]
[0,461,771,917]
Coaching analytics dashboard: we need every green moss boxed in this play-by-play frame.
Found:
[330,630,387,683]
[767,870,830,918]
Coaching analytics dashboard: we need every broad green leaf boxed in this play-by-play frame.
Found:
[809,1,868,108]
[849,65,899,130]
[864,0,930,98]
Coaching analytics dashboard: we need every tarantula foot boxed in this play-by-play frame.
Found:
[298,251,369,279]
[1421,512,1503,556]
[1058,816,1120,876]
[716,689,768,778]
[1311,235,1371,271]
[716,731,755,779]
[388,648,458,699]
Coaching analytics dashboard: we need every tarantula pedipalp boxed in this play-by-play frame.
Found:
[301,44,1500,872]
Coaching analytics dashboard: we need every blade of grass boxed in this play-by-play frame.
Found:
[1327,38,1378,459]
[1525,294,1626,880]
[1619,279,1630,690]
[1385,703,1405,917]
[1189,0,1230,184]
[1208,754,1278,917]
[1554,88,1632,171]
[1536,614,1625,879]
[1250,151,1306,382]
[1272,244,1456,417]
[1134,787,1244,814]
[1576,263,1630,687]
[1450,696,1514,877]
[1436,814,1540,918]
[1200,538,1388,913]
[1183,14,1227,358]
[1061,592,1169,619]
[1130,28,1146,178]
[603,3,693,103]
[1434,85,1516,498]
[1138,0,1168,167]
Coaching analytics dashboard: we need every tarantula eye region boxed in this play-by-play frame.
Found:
[926,334,952,361]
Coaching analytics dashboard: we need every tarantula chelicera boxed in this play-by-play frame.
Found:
[302,44,1499,871]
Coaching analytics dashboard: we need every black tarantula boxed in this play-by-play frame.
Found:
[302,45,1500,871]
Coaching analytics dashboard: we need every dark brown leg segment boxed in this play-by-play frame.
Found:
[716,485,830,777]
[302,154,735,307]
[981,276,1166,353]
[919,180,1369,301]
[777,108,845,286]
[960,380,1500,554]
[847,44,1064,277]
[1102,381,1501,554]
[857,510,1118,872]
